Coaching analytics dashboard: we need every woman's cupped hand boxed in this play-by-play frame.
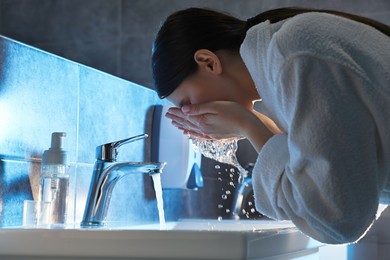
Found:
[165,101,262,139]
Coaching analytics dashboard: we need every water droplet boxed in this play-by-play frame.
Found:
[225,190,231,195]
[217,216,222,221]
[229,182,235,187]
[230,168,235,173]
[218,171,222,175]
[242,209,246,214]
[218,204,224,208]
[229,174,234,178]
[218,177,222,181]
[250,208,256,213]
[221,194,228,200]
[248,201,253,206]
[215,165,221,169]
[225,209,230,213]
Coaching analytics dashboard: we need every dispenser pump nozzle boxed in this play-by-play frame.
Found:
[42,132,67,165]
[51,132,66,149]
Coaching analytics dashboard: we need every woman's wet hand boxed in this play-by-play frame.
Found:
[165,106,213,139]
[166,101,275,151]
[166,101,253,140]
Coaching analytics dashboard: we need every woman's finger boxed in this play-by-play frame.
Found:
[181,103,218,116]
[184,129,214,140]
[167,108,210,132]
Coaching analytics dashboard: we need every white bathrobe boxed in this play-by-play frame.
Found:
[240,12,390,244]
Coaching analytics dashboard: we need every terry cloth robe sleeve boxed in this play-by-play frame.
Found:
[243,12,390,245]
[252,55,381,244]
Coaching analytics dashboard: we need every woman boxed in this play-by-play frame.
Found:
[151,7,390,244]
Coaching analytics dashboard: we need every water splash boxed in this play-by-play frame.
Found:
[192,138,247,181]
[192,138,249,220]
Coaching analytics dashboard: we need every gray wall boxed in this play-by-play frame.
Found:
[1,0,389,89]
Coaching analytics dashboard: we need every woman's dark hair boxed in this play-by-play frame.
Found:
[152,7,390,99]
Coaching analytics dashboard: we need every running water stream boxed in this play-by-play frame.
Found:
[151,138,245,227]
[151,173,166,230]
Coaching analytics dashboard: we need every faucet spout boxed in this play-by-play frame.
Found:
[81,134,166,227]
[81,161,166,227]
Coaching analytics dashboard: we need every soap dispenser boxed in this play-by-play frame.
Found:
[40,132,70,226]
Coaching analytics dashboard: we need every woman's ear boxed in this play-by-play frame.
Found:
[194,49,222,75]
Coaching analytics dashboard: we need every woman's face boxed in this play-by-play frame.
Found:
[167,69,253,108]
[167,71,231,107]
[166,49,257,109]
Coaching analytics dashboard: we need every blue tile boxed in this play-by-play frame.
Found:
[77,65,162,164]
[106,173,158,224]
[73,163,93,224]
[75,162,164,225]
[0,37,78,163]
[0,158,78,227]
[0,159,35,227]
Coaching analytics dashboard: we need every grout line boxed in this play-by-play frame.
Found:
[117,0,123,77]
[75,65,80,165]
[74,64,81,225]
[0,156,41,163]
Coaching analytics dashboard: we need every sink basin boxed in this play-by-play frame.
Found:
[0,219,322,259]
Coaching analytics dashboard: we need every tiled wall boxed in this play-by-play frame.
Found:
[0,36,131,225]
[0,36,223,226]
[0,37,79,226]
[0,0,389,88]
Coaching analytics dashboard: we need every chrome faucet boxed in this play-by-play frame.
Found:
[231,163,263,219]
[81,134,165,227]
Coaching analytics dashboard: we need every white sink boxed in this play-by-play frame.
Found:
[0,219,322,259]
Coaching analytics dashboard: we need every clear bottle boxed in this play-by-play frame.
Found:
[40,132,70,227]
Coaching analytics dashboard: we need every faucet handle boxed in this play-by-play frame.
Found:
[96,134,148,162]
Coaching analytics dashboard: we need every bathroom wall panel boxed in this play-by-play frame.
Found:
[0,0,121,76]
[1,0,388,88]
[119,35,155,88]
[77,65,161,165]
[0,37,78,162]
[0,159,34,226]
[0,36,167,226]
[34,39,121,77]
[1,0,120,45]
